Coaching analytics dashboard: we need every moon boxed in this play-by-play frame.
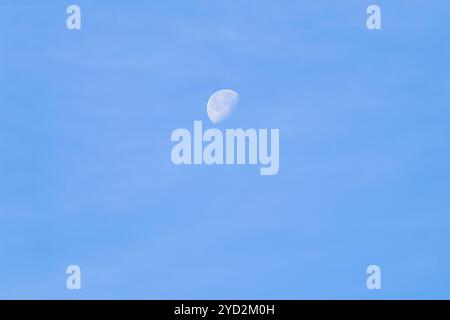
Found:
[207,89,239,123]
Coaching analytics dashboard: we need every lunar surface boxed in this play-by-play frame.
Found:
[206,89,239,123]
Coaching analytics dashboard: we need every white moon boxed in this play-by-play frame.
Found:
[207,89,239,123]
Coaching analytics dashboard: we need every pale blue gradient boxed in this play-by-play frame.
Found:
[0,0,449,299]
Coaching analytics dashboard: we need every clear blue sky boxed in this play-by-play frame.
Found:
[0,0,449,299]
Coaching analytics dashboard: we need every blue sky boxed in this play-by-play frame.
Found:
[0,0,449,299]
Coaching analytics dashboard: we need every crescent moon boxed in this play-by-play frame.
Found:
[206,89,239,123]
